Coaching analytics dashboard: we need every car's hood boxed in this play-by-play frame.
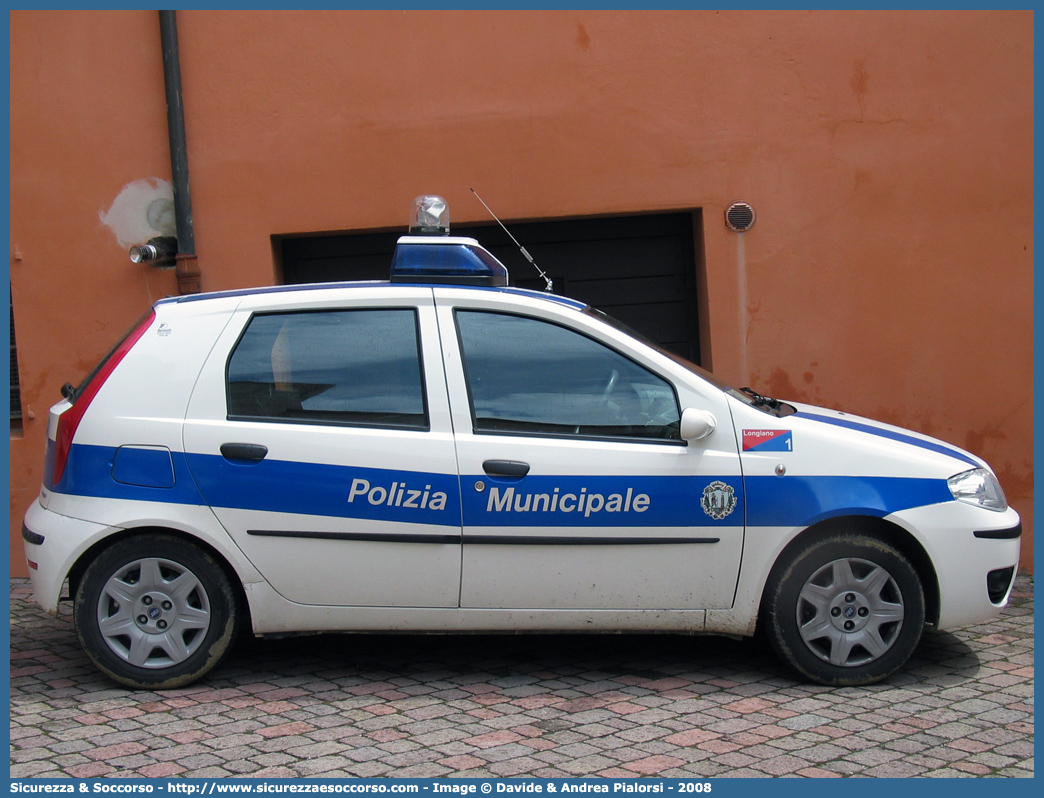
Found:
[787,401,986,475]
[730,397,987,481]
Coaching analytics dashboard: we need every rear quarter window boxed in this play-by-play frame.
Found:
[226,308,428,430]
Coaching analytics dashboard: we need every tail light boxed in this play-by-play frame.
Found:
[52,310,156,487]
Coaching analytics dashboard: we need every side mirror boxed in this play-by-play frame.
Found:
[680,408,716,440]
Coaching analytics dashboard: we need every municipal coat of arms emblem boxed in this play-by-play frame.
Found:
[701,480,737,520]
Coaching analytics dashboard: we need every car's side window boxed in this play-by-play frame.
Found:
[455,310,681,441]
[227,308,427,429]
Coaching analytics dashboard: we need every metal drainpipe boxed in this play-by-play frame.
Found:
[159,10,201,295]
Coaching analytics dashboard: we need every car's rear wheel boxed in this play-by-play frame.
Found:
[763,533,924,686]
[74,534,238,689]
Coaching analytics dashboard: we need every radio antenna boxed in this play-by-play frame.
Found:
[470,188,552,292]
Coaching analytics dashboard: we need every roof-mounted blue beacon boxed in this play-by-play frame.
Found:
[391,195,510,287]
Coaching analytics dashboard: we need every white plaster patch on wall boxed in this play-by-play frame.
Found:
[99,178,177,249]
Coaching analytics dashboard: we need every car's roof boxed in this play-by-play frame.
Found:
[155,281,588,312]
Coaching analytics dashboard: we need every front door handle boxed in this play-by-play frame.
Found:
[483,460,530,478]
[220,443,269,462]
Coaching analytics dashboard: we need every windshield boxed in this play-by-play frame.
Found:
[583,306,796,417]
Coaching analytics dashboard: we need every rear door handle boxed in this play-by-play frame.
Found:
[221,443,269,462]
[483,460,530,478]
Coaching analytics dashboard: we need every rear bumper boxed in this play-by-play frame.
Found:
[22,499,112,615]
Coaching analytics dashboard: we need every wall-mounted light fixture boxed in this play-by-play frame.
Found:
[129,236,178,269]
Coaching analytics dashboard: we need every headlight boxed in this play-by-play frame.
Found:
[948,468,1008,512]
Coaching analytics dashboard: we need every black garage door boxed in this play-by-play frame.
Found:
[280,212,702,364]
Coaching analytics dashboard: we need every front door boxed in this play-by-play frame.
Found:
[435,289,744,611]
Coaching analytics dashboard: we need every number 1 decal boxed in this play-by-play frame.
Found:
[743,429,794,453]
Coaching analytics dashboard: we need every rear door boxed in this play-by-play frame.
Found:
[435,288,745,611]
[183,285,462,607]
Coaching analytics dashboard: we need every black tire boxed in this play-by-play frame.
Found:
[74,534,238,689]
[763,533,925,686]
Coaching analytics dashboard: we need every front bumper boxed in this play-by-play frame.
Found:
[889,502,1022,631]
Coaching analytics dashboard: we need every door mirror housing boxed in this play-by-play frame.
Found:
[680,408,717,440]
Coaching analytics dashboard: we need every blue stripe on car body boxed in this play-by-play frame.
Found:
[188,456,462,525]
[744,475,953,527]
[796,411,980,468]
[53,444,207,506]
[53,442,955,530]
[463,475,743,528]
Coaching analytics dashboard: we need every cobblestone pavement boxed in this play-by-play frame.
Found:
[10,576,1033,779]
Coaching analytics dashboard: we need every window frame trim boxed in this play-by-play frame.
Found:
[223,306,431,432]
[9,285,22,427]
[452,308,686,447]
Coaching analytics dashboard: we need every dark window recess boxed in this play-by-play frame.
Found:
[10,287,22,425]
[227,308,428,430]
[280,212,703,364]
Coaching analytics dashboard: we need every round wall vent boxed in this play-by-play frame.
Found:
[725,202,756,232]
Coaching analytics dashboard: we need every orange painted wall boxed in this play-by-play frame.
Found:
[10,10,1033,576]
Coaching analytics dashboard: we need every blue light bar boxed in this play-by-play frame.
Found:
[390,236,510,286]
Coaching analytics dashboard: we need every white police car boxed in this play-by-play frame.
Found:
[23,197,1021,689]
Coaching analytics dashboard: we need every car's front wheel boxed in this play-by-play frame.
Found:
[763,533,925,686]
[74,534,238,689]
